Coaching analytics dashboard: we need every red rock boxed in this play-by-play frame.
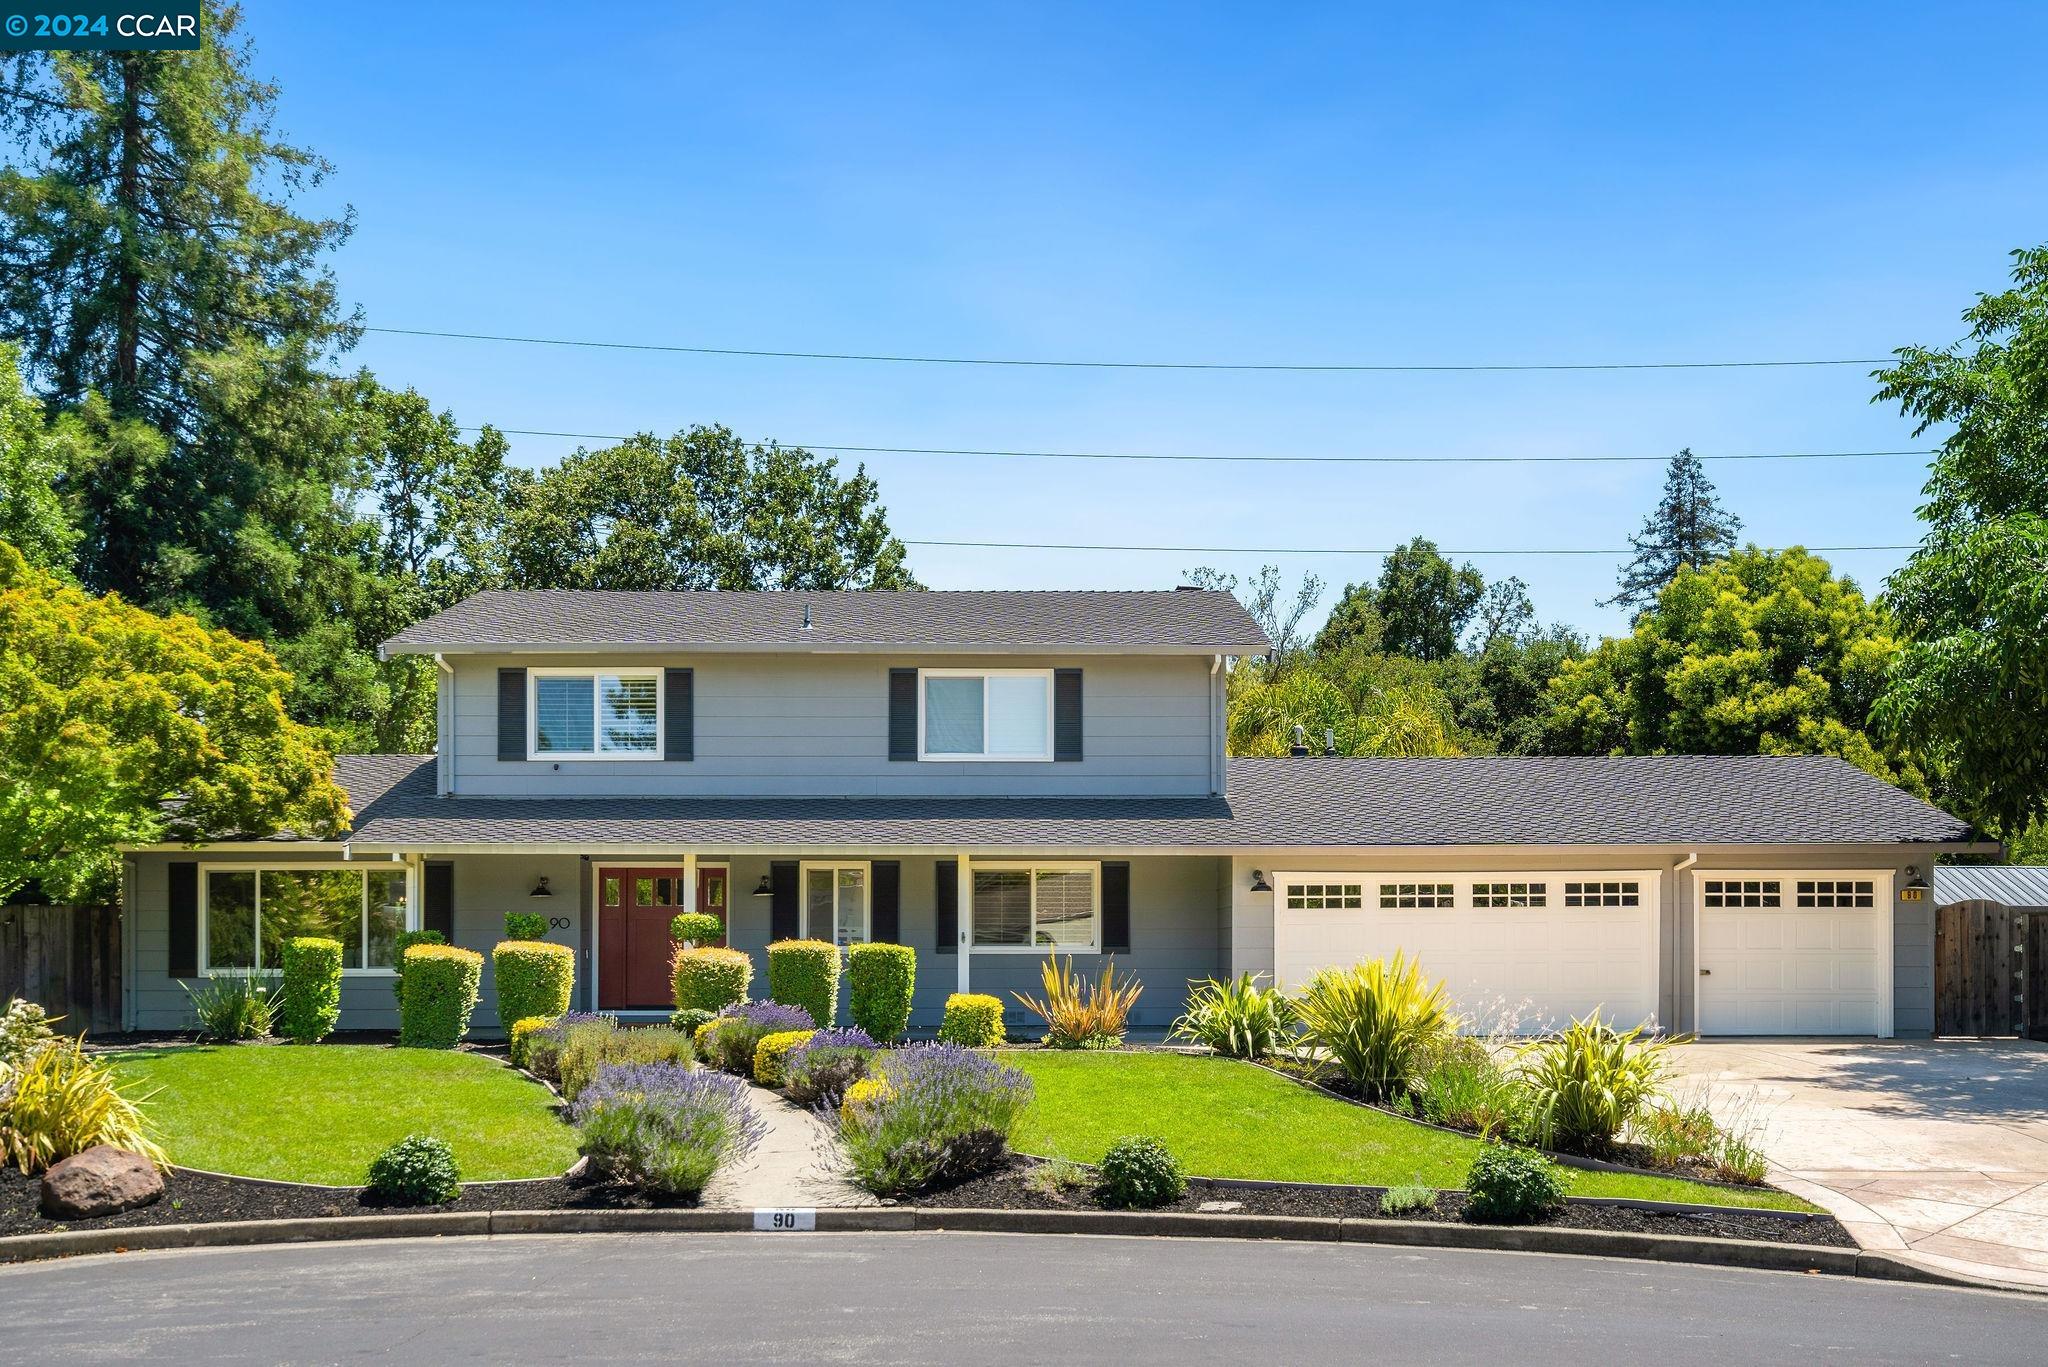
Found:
[39,1145,165,1218]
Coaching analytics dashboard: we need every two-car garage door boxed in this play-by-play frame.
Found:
[1273,872,1662,1033]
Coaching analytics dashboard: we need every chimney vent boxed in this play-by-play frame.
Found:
[1323,728,1337,756]
[1289,724,1310,758]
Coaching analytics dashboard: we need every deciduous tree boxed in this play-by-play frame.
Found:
[1373,537,1482,662]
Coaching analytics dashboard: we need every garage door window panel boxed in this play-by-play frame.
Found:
[1565,880,1639,907]
[1380,883,1454,909]
[1474,882,1547,908]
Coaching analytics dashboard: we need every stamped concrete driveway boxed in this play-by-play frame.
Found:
[1668,1039,2048,1289]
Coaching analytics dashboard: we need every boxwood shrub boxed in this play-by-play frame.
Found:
[509,1015,554,1069]
[389,929,446,1003]
[277,936,343,1044]
[937,992,1005,1047]
[365,1133,461,1206]
[846,942,915,1043]
[493,940,575,1036]
[1096,1136,1186,1209]
[672,946,752,1013]
[767,939,838,1030]
[399,944,484,1049]
[668,912,724,946]
[504,911,548,942]
[752,1028,816,1086]
[1464,1145,1568,1223]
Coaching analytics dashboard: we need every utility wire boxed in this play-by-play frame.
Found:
[460,426,1932,467]
[373,325,1892,373]
[901,539,1916,556]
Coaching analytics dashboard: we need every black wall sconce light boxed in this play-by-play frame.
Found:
[530,876,553,898]
[751,874,774,898]
[1250,870,1272,892]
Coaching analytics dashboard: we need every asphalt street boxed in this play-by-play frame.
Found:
[2,1232,2042,1364]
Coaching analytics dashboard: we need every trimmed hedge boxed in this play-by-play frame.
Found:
[673,947,752,1013]
[669,912,724,946]
[752,1029,816,1086]
[505,912,549,942]
[509,1015,554,1070]
[767,939,838,1029]
[277,936,343,1044]
[937,993,1005,1047]
[389,929,446,1003]
[845,942,915,1043]
[399,944,483,1049]
[494,940,575,1036]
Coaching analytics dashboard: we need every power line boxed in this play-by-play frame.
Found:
[461,427,1932,467]
[372,325,1892,373]
[902,538,1917,557]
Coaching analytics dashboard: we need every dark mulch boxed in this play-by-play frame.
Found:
[900,1156,1856,1249]
[0,1163,689,1238]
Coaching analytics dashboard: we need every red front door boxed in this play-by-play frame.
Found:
[598,867,729,1010]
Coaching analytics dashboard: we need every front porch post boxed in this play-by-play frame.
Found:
[680,851,697,932]
[957,849,972,997]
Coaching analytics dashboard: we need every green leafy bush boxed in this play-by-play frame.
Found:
[557,1019,694,1102]
[183,971,279,1041]
[504,912,548,941]
[398,945,483,1049]
[390,929,446,1003]
[1291,953,1452,1100]
[509,1016,554,1070]
[1169,973,1296,1058]
[668,912,723,946]
[1380,1182,1438,1216]
[936,993,1005,1047]
[846,942,915,1042]
[672,946,752,1013]
[670,1006,716,1037]
[1464,1145,1567,1223]
[1413,1035,1536,1142]
[1517,1015,1675,1154]
[365,1133,461,1205]
[493,940,575,1036]
[276,936,343,1044]
[752,1029,815,1086]
[766,939,837,1030]
[1096,1136,1186,1209]
[0,998,55,1067]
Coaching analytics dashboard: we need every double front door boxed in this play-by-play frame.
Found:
[598,866,728,1010]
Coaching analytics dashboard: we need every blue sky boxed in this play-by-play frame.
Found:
[250,1,2048,636]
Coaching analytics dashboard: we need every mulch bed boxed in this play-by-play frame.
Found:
[900,1156,1856,1248]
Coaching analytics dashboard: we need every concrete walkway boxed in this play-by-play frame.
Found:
[699,1082,875,1210]
[1668,1038,2048,1289]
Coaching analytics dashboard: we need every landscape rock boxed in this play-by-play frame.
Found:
[39,1146,165,1219]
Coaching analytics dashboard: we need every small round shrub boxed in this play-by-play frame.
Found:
[493,940,575,1036]
[365,1133,461,1206]
[509,1016,554,1070]
[1463,1145,1568,1224]
[752,1029,816,1086]
[277,936,343,1044]
[937,993,1005,1047]
[504,911,549,942]
[672,946,752,1013]
[839,1074,894,1127]
[399,945,483,1049]
[389,929,446,1002]
[846,942,915,1043]
[669,912,724,946]
[670,1006,716,1036]
[767,939,840,1031]
[1096,1136,1186,1209]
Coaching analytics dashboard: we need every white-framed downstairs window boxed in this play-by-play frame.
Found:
[918,668,1052,761]
[529,667,661,760]
[971,862,1100,951]
[201,865,414,974]
[801,862,871,949]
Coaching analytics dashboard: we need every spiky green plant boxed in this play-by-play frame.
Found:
[0,1035,166,1173]
[1516,1014,1677,1154]
[1012,957,1142,1049]
[1290,953,1452,1100]
[1168,973,1297,1059]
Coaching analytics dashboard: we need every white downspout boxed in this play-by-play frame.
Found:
[1210,655,1225,797]
[1674,850,1699,1036]
[956,848,972,998]
[435,654,456,796]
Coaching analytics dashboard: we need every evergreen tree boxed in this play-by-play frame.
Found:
[1602,449,1741,615]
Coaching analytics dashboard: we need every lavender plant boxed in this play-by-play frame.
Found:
[571,1062,765,1198]
[699,1000,816,1074]
[836,1043,1034,1196]
[783,1027,878,1108]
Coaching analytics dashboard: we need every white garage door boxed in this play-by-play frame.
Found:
[1273,872,1661,1033]
[1695,874,1890,1036]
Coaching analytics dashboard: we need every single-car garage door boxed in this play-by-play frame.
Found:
[1695,873,1891,1036]
[1273,872,1661,1032]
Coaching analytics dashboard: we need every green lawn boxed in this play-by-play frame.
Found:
[1004,1051,1814,1211]
[109,1045,579,1184]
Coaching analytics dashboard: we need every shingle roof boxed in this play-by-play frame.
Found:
[380,589,1269,656]
[1935,865,2048,908]
[328,753,1972,851]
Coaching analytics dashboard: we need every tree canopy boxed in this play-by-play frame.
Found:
[1372,537,1483,661]
[1603,449,1742,616]
[0,342,78,572]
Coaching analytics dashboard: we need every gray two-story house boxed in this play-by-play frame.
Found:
[119,589,1980,1038]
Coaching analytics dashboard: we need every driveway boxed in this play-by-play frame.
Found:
[1669,1039,2048,1288]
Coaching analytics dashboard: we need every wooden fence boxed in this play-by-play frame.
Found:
[1936,900,2048,1041]
[0,903,121,1033]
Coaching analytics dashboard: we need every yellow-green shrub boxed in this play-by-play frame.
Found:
[766,939,836,1028]
[0,1036,166,1173]
[493,940,575,1036]
[753,1029,816,1086]
[673,946,752,1013]
[399,945,483,1049]
[1292,952,1451,1100]
[846,942,915,1043]
[937,993,1005,1047]
[839,1074,894,1127]
[668,912,724,946]
[277,936,343,1044]
[509,1016,554,1070]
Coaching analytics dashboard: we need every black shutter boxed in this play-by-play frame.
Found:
[1054,668,1084,761]
[424,862,455,940]
[888,668,918,761]
[1102,861,1131,955]
[497,668,527,761]
[871,860,900,943]
[934,859,957,954]
[167,861,197,979]
[770,861,799,941]
[664,668,694,761]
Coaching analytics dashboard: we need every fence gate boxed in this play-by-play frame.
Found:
[0,903,122,1033]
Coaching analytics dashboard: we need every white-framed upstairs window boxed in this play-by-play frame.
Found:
[529,667,662,760]
[918,668,1053,762]
[201,864,415,975]
[971,862,1101,951]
